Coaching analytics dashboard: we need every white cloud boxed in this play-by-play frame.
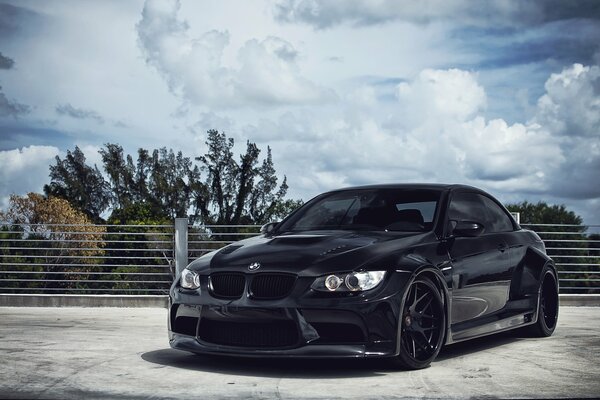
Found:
[530,64,600,199]
[535,63,600,137]
[243,63,599,218]
[136,0,333,107]
[0,145,60,210]
[396,68,487,124]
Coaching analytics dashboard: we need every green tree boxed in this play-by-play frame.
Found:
[193,130,293,224]
[44,146,110,222]
[147,147,196,219]
[506,201,582,225]
[44,132,300,225]
[99,143,135,211]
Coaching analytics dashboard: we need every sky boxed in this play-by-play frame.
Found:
[0,0,599,223]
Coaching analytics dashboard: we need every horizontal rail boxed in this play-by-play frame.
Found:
[188,240,242,244]
[188,248,231,253]
[535,231,589,235]
[0,231,171,236]
[522,223,600,227]
[2,247,173,252]
[546,247,600,251]
[0,222,173,228]
[0,279,170,284]
[0,271,172,276]
[0,255,168,259]
[188,232,259,236]
[544,239,600,243]
[0,263,169,268]
[548,255,600,259]
[559,271,600,274]
[556,263,599,267]
[0,238,172,244]
[190,225,261,228]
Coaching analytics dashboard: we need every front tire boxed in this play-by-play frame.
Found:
[392,276,445,370]
[527,266,559,337]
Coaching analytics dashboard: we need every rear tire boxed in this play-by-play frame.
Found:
[526,266,559,337]
[391,276,445,370]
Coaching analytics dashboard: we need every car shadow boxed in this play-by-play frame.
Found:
[142,330,527,378]
[141,349,390,378]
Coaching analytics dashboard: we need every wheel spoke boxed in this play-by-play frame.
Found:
[422,325,438,331]
[412,284,419,308]
[416,291,430,306]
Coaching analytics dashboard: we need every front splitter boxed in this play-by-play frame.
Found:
[169,332,395,359]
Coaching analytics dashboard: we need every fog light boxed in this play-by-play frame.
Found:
[325,275,342,291]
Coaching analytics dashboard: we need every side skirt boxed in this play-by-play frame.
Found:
[447,297,539,344]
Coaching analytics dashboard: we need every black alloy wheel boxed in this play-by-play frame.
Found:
[528,266,559,337]
[393,276,445,369]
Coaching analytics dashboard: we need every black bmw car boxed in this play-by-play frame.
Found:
[169,184,559,369]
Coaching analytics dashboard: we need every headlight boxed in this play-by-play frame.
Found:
[180,268,200,290]
[311,271,386,292]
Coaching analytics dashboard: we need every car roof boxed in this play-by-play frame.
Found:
[326,183,479,193]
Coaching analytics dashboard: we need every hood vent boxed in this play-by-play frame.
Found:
[269,234,327,245]
[218,245,243,255]
[319,244,350,256]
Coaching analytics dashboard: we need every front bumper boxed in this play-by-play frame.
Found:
[168,273,409,358]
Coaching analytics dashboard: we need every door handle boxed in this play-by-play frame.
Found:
[498,243,507,252]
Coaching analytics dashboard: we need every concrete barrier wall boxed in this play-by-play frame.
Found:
[0,294,168,308]
[0,293,598,308]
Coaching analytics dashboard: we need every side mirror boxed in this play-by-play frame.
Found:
[452,221,485,237]
[260,222,279,235]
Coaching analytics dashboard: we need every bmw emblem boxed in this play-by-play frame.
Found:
[248,262,261,271]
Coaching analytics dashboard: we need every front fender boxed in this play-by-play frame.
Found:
[394,265,452,353]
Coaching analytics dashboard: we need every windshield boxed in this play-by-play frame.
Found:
[278,188,441,233]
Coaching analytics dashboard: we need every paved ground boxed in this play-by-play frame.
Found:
[0,307,599,399]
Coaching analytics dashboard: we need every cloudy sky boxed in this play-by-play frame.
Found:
[1,0,599,222]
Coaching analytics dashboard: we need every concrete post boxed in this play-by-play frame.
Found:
[510,212,521,224]
[174,218,188,277]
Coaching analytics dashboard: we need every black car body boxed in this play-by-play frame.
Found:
[169,184,559,369]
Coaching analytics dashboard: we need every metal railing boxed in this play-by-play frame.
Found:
[0,222,598,294]
[521,223,600,293]
[0,223,174,295]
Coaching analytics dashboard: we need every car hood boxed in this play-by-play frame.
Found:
[188,230,434,276]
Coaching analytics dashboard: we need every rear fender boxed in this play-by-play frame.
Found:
[509,246,556,300]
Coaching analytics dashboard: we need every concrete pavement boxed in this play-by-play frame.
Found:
[1,306,599,399]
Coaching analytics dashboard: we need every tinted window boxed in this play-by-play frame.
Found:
[396,201,437,223]
[448,192,514,233]
[448,192,487,223]
[278,189,441,232]
[479,195,514,232]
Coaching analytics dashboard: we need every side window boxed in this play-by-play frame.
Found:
[478,195,514,233]
[395,201,437,223]
[448,192,487,223]
[448,192,514,234]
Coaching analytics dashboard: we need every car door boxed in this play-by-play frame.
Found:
[446,191,513,325]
